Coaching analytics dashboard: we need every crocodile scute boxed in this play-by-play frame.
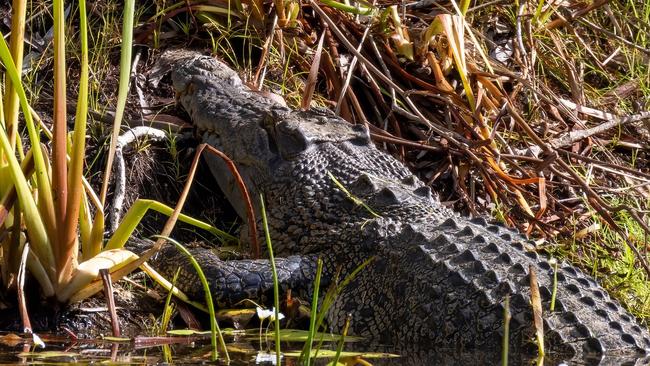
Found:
[145,51,650,364]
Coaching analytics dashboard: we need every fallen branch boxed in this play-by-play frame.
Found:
[550,100,650,148]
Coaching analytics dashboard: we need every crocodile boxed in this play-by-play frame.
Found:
[145,51,650,364]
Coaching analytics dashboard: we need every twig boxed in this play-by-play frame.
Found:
[367,35,399,129]
[467,0,505,12]
[555,156,650,276]
[505,100,650,275]
[335,11,373,116]
[515,2,527,58]
[556,150,650,181]
[311,0,505,187]
[369,132,444,152]
[100,268,121,337]
[549,109,650,148]
[109,126,168,233]
[253,15,278,88]
[546,0,611,30]
[132,49,149,120]
[201,144,260,259]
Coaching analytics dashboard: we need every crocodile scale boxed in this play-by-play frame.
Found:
[144,51,650,364]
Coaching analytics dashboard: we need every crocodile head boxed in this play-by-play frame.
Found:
[172,54,372,220]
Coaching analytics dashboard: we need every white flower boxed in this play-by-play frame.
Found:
[256,307,285,321]
[256,307,273,320]
[256,307,286,351]
[255,351,282,364]
[32,333,45,348]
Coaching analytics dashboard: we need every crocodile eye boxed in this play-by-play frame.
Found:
[350,124,371,146]
[275,121,309,157]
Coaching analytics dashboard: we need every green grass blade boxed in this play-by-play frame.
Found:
[0,124,53,280]
[26,248,55,296]
[0,31,56,269]
[62,0,90,275]
[550,260,558,312]
[79,192,93,261]
[301,258,323,365]
[314,256,375,344]
[105,199,236,251]
[0,68,5,128]
[259,194,281,365]
[3,0,27,151]
[139,262,209,312]
[330,314,351,366]
[89,211,105,258]
[534,0,545,23]
[458,0,470,15]
[318,0,373,15]
[99,0,135,206]
[154,235,229,362]
[159,268,181,335]
[327,171,380,218]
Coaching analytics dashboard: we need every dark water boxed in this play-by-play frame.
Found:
[4,331,641,365]
[0,331,404,365]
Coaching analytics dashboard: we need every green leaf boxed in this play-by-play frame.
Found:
[0,33,55,279]
[166,329,212,336]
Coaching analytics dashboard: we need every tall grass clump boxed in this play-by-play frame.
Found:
[0,0,222,311]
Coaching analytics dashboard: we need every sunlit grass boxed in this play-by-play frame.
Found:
[549,198,650,320]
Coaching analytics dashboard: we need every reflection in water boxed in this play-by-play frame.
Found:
[2,332,649,365]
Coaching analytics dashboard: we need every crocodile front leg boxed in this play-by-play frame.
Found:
[130,239,323,308]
